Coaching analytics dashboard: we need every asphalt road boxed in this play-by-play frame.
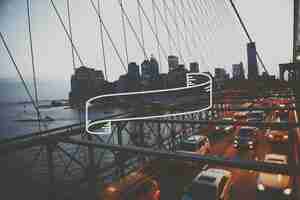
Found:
[157,102,294,200]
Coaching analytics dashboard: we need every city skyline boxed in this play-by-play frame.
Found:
[0,0,293,82]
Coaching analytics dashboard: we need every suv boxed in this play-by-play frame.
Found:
[234,126,257,150]
[247,111,265,122]
[257,154,293,198]
[101,175,160,200]
[215,117,236,134]
[181,168,233,200]
[179,135,211,155]
[265,128,289,143]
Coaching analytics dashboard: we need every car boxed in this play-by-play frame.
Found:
[257,154,293,198]
[181,168,233,200]
[265,128,289,143]
[215,117,236,134]
[179,135,211,155]
[233,126,257,150]
[101,174,160,200]
[247,111,265,122]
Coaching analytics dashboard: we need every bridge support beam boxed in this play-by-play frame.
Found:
[46,142,56,200]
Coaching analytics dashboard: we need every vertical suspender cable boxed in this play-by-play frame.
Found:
[50,0,85,67]
[0,32,39,113]
[117,0,148,61]
[90,0,127,73]
[137,0,168,60]
[66,0,76,71]
[120,0,129,66]
[26,0,41,130]
[162,0,172,54]
[97,0,108,80]
[152,0,162,72]
[228,0,269,75]
[137,0,145,52]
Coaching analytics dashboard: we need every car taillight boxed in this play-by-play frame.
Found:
[154,190,160,200]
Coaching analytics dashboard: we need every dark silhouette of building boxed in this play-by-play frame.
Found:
[168,55,179,72]
[167,64,188,88]
[232,62,245,80]
[247,42,259,80]
[214,68,229,89]
[69,66,105,106]
[128,62,140,81]
[189,62,199,73]
[141,55,160,89]
[279,63,300,81]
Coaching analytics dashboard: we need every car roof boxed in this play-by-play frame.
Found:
[264,154,287,164]
[193,168,231,187]
[240,126,256,130]
[249,110,264,113]
[184,135,207,143]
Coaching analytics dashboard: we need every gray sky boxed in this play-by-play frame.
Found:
[0,0,293,82]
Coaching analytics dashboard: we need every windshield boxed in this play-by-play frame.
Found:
[248,112,263,118]
[239,129,253,138]
[190,184,216,200]
[181,142,197,152]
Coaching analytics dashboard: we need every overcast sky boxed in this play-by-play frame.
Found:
[0,0,293,82]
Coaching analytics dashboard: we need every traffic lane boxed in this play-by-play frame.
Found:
[205,118,286,200]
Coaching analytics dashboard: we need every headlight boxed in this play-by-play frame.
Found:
[283,188,292,195]
[257,184,265,191]
[268,134,273,138]
[248,141,254,145]
[284,135,288,139]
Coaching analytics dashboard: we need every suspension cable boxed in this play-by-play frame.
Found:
[26,0,41,130]
[182,0,210,72]
[184,0,211,71]
[217,0,244,63]
[0,32,39,113]
[152,0,162,72]
[162,0,172,54]
[171,0,193,58]
[221,0,246,62]
[137,0,145,51]
[168,0,182,61]
[136,0,168,60]
[97,0,108,80]
[119,0,129,66]
[66,0,76,71]
[228,0,269,74]
[192,0,219,69]
[159,0,185,62]
[152,0,184,62]
[117,0,148,60]
[89,0,127,73]
[50,0,85,67]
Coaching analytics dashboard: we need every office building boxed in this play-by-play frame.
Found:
[232,62,245,80]
[247,42,258,80]
[128,62,140,81]
[189,62,199,73]
[168,55,179,72]
[69,66,105,106]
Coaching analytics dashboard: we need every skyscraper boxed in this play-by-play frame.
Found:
[247,42,258,80]
[128,62,140,81]
[141,55,159,81]
[189,62,199,73]
[168,55,179,72]
[232,62,245,80]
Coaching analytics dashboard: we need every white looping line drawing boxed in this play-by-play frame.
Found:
[86,72,212,135]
